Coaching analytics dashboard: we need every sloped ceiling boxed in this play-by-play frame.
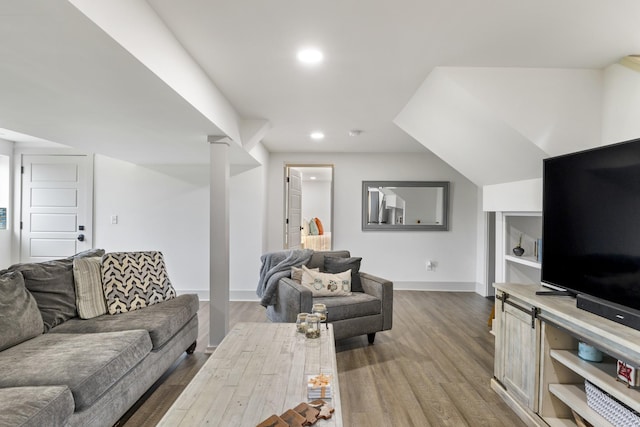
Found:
[2,0,640,186]
[395,67,604,186]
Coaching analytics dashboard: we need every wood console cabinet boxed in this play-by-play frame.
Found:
[494,290,540,414]
[492,283,640,426]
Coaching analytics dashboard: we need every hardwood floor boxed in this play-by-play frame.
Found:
[118,291,525,427]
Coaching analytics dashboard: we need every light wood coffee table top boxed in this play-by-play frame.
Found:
[158,322,342,427]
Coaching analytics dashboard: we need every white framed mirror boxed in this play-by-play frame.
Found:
[362,181,449,231]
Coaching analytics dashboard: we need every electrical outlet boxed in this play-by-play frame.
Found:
[111,215,118,225]
[426,260,434,271]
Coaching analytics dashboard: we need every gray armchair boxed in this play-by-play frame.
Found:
[265,250,393,343]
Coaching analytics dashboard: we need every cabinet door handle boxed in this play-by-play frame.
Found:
[531,306,539,329]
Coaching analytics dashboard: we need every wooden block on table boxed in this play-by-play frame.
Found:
[317,404,334,420]
[256,414,289,427]
[308,399,327,407]
[307,399,334,420]
[280,409,307,427]
[293,402,320,425]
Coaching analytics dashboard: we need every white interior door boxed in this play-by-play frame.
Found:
[286,168,302,249]
[20,154,93,262]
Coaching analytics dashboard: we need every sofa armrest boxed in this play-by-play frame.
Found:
[359,272,393,331]
[268,278,314,323]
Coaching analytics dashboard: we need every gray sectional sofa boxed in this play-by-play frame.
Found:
[0,250,199,427]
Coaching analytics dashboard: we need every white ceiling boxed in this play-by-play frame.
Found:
[1,0,640,168]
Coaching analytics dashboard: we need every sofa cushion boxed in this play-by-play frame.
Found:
[314,292,381,321]
[324,256,363,293]
[73,256,107,319]
[102,251,176,314]
[0,330,152,411]
[50,294,199,349]
[306,250,350,270]
[291,266,318,283]
[0,386,74,427]
[7,249,106,332]
[7,259,76,332]
[0,270,44,351]
[301,266,352,297]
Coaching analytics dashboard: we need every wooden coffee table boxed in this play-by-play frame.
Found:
[157,322,342,426]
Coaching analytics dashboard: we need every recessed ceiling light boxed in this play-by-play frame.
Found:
[297,48,323,65]
[310,176,317,180]
[310,131,325,140]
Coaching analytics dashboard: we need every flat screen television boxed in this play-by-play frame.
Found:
[542,137,640,329]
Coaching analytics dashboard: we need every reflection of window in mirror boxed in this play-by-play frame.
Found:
[362,181,449,231]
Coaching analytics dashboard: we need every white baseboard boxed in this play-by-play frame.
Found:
[393,281,477,292]
[177,289,259,302]
[230,290,260,301]
[180,283,480,302]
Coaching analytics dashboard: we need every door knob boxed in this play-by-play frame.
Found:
[77,234,85,242]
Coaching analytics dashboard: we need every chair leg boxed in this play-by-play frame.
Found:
[367,333,376,344]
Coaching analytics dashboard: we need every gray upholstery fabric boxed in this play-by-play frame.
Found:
[51,294,199,349]
[324,256,363,292]
[0,330,152,411]
[66,315,198,427]
[257,249,313,306]
[265,249,393,341]
[0,386,74,427]
[7,250,105,332]
[67,248,106,260]
[332,314,384,341]
[314,292,381,321]
[305,250,350,270]
[0,270,44,351]
[7,260,76,332]
[360,272,394,332]
[266,278,313,323]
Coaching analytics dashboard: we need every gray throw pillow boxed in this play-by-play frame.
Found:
[8,260,76,332]
[8,249,106,332]
[0,270,44,350]
[324,256,363,292]
[66,248,106,261]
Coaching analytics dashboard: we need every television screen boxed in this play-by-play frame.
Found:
[542,138,640,311]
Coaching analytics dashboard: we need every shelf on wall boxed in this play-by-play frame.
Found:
[505,254,541,269]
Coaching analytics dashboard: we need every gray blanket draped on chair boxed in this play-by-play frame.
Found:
[257,249,313,307]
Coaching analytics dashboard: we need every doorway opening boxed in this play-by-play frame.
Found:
[284,165,333,250]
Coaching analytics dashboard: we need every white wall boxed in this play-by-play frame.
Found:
[301,180,332,231]
[0,139,13,268]
[602,63,640,144]
[93,145,268,301]
[483,178,542,213]
[267,152,479,291]
[229,144,269,300]
[93,155,210,297]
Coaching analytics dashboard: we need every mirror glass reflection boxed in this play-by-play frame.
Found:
[362,181,449,231]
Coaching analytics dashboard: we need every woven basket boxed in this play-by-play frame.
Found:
[585,380,640,426]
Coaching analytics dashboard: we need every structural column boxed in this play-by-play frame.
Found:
[208,135,231,350]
